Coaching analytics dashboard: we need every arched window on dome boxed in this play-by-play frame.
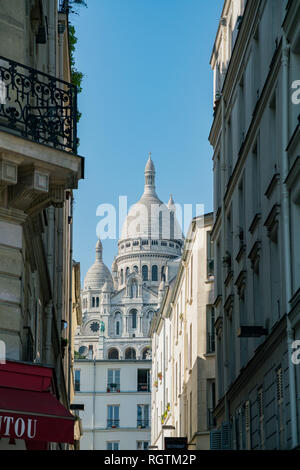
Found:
[116,321,120,336]
[152,265,158,281]
[125,348,136,360]
[126,267,130,279]
[108,348,119,360]
[96,297,99,308]
[130,309,137,329]
[170,211,175,240]
[92,297,95,308]
[142,265,148,281]
[120,269,124,284]
[133,265,138,273]
[159,211,163,239]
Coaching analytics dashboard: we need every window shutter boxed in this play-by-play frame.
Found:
[210,430,221,450]
[221,422,232,449]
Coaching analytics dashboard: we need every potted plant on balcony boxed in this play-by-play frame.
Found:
[167,402,170,412]
[154,380,158,388]
[158,372,162,381]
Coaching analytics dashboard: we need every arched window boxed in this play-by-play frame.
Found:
[133,265,138,273]
[130,280,138,298]
[96,297,99,308]
[142,265,148,281]
[126,267,130,279]
[152,265,158,281]
[142,348,150,360]
[125,348,136,359]
[170,211,175,239]
[92,297,95,308]
[120,269,124,284]
[114,312,122,336]
[108,348,119,360]
[130,309,137,329]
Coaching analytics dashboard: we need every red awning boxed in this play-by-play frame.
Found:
[0,387,75,444]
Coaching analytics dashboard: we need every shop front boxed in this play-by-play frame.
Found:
[0,361,75,450]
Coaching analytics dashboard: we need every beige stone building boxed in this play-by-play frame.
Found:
[0,0,83,450]
[209,0,300,450]
[150,213,215,450]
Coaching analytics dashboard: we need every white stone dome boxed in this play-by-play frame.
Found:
[120,155,183,241]
[84,239,114,290]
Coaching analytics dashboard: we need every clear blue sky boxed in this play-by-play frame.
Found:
[71,0,223,282]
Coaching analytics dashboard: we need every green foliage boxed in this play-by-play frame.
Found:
[67,3,86,125]
[74,350,86,360]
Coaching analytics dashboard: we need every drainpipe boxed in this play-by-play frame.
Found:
[282,34,298,449]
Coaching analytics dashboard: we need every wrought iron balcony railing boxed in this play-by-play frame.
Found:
[0,56,78,154]
[107,419,120,429]
[137,382,150,392]
[137,419,150,429]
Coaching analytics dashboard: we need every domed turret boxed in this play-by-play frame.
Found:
[84,239,114,291]
[120,154,182,242]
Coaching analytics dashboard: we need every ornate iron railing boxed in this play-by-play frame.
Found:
[0,56,78,154]
[137,419,150,429]
[107,419,120,429]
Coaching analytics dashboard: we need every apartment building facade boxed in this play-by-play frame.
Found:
[150,214,215,450]
[209,0,300,450]
[0,0,83,450]
[73,359,151,450]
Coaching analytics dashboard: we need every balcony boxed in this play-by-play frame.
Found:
[107,383,120,393]
[137,419,150,429]
[0,55,77,154]
[137,382,150,392]
[107,419,120,429]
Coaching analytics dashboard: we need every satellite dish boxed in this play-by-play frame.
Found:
[78,346,88,357]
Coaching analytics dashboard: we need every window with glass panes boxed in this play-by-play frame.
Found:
[107,405,120,428]
[107,442,119,450]
[137,441,149,450]
[107,369,120,392]
[137,404,149,428]
[75,369,80,391]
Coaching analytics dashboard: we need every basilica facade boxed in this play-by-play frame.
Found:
[73,156,183,450]
[74,155,183,361]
